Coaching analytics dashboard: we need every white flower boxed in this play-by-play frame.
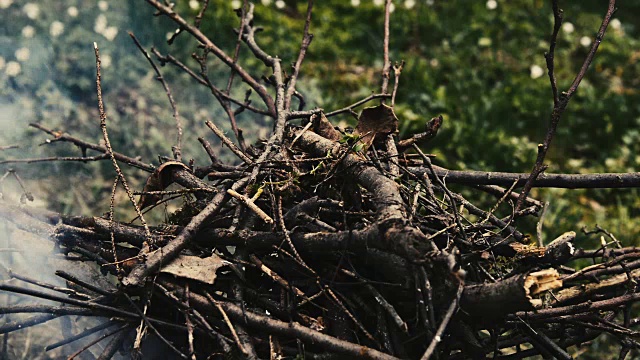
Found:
[478,37,492,47]
[94,14,107,34]
[405,0,416,9]
[21,26,35,38]
[389,3,395,12]
[15,47,30,62]
[486,0,497,10]
[261,0,271,5]
[567,159,584,169]
[50,21,65,37]
[373,0,384,6]
[610,18,621,30]
[103,26,118,41]
[98,1,108,11]
[580,36,591,47]
[101,54,112,68]
[562,22,574,34]
[23,3,40,19]
[429,58,439,68]
[231,0,241,8]
[5,61,21,76]
[0,0,13,9]
[351,0,360,6]
[275,0,285,8]
[604,158,616,168]
[530,64,544,79]
[0,56,4,70]
[67,6,78,17]
[189,0,200,10]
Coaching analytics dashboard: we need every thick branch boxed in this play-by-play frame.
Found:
[410,166,640,189]
[292,129,405,223]
[461,269,562,320]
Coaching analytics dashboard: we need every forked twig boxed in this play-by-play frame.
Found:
[515,0,617,211]
[94,43,153,247]
[129,32,183,161]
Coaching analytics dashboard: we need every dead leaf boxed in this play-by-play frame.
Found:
[139,161,190,209]
[160,254,229,285]
[354,104,398,151]
[313,112,341,141]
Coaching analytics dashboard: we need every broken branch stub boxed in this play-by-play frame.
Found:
[461,268,562,320]
[313,112,342,141]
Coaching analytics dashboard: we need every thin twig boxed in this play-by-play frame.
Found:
[67,324,129,360]
[184,284,197,360]
[420,284,464,360]
[145,0,276,116]
[108,177,122,275]
[325,94,391,117]
[515,0,617,211]
[284,0,314,110]
[0,154,109,166]
[94,43,153,249]
[45,321,116,351]
[207,293,248,357]
[413,144,469,244]
[391,61,405,107]
[124,293,189,359]
[205,120,253,165]
[227,188,273,224]
[129,32,183,161]
[380,0,392,99]
[153,49,270,116]
[536,201,549,247]
[196,50,247,150]
[275,199,299,251]
[225,0,249,95]
[96,326,131,360]
[28,123,154,171]
[545,0,563,106]
[194,0,210,28]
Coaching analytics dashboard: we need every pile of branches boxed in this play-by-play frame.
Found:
[2,0,640,359]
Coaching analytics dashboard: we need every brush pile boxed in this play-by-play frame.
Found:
[2,1,639,359]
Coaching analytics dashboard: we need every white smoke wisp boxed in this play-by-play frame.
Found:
[0,212,127,359]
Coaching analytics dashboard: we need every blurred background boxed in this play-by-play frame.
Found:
[1,0,639,358]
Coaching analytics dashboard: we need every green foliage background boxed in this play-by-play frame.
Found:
[0,1,639,356]
[2,0,639,258]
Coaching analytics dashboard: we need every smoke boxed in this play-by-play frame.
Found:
[0,215,130,359]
